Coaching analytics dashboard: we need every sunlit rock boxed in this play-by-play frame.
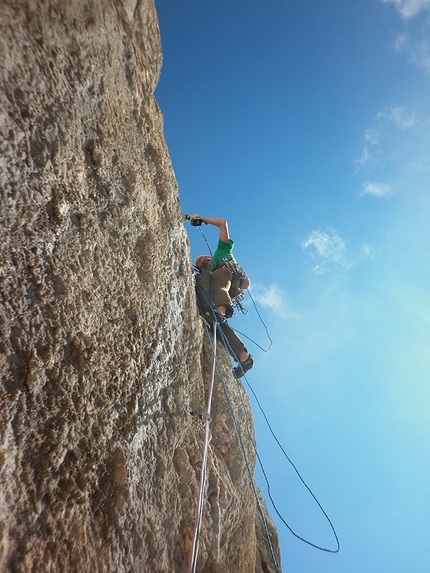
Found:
[0,1,281,571]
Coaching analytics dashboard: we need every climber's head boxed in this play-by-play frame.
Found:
[195,255,212,272]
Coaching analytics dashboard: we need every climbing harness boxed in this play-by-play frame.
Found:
[187,323,218,573]
[195,226,270,342]
[220,258,249,282]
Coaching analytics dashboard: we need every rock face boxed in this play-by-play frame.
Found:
[0,1,281,572]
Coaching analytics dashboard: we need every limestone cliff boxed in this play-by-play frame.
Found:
[0,1,281,571]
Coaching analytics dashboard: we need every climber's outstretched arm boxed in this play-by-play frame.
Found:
[188,215,229,244]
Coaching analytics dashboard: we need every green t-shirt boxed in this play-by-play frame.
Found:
[210,239,236,269]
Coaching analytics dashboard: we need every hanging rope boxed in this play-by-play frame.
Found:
[246,288,273,351]
[230,325,272,353]
[235,374,340,553]
[192,226,340,559]
[187,324,218,573]
[201,296,339,551]
[197,309,281,573]
[198,225,213,256]
[212,315,340,553]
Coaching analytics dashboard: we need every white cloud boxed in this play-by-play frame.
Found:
[360,182,392,197]
[365,128,380,145]
[356,130,380,169]
[377,106,415,129]
[408,157,430,171]
[355,126,381,173]
[381,0,430,18]
[301,229,348,273]
[395,34,430,72]
[250,284,296,319]
[356,105,419,173]
[356,147,372,170]
[361,243,376,258]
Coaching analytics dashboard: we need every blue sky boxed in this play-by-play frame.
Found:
[154,1,430,571]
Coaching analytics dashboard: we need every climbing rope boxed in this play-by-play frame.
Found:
[187,323,218,573]
[234,374,341,553]
[213,320,340,553]
[230,324,272,353]
[246,288,273,351]
[198,225,213,257]
[208,308,340,553]
[197,309,281,573]
[191,226,340,561]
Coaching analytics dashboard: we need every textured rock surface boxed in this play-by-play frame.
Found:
[0,1,281,571]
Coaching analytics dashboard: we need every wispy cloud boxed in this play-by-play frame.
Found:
[361,243,376,258]
[360,182,392,198]
[395,34,430,72]
[250,284,296,319]
[365,128,380,145]
[356,129,382,169]
[377,106,415,129]
[381,0,430,18]
[301,229,348,273]
[382,0,430,73]
[356,147,372,170]
[408,157,430,172]
[301,229,375,273]
[355,104,422,174]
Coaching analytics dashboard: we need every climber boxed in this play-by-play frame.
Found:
[190,215,250,317]
[189,214,254,378]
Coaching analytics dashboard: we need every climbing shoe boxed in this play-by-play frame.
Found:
[233,355,254,379]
